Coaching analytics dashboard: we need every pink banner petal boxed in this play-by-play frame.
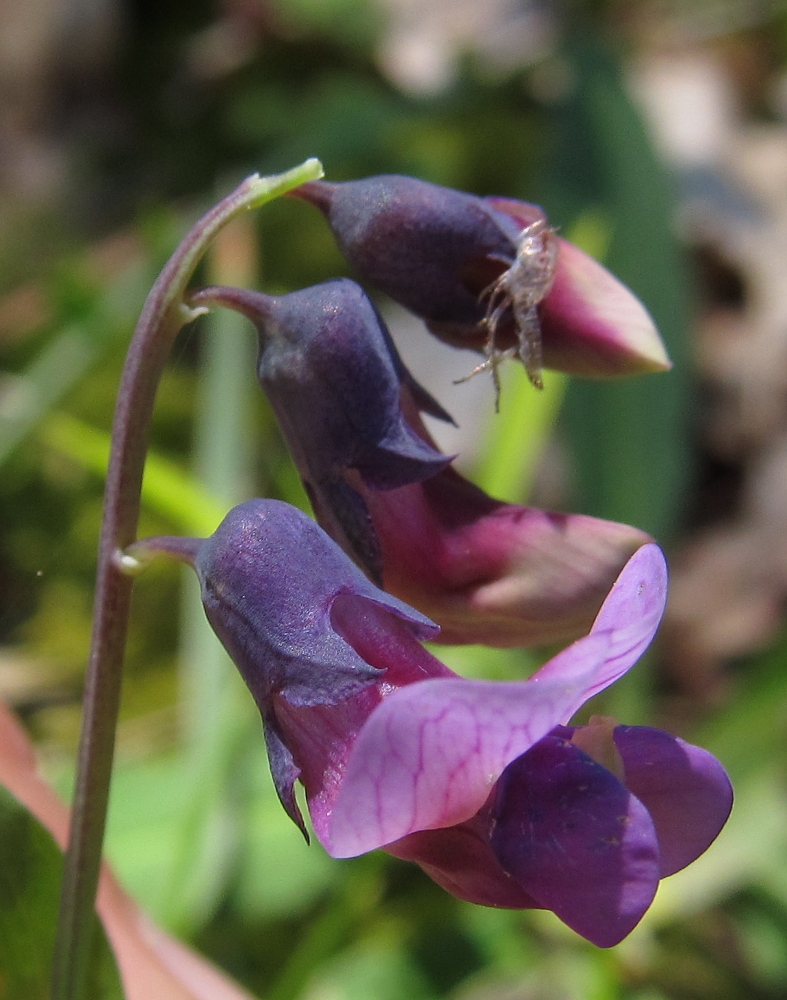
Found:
[324,632,612,856]
[324,543,668,857]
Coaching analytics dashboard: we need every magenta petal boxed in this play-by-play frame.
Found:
[323,631,612,857]
[577,542,668,699]
[613,726,733,877]
[486,196,670,377]
[321,543,667,857]
[530,542,667,703]
[490,736,660,947]
[539,239,670,375]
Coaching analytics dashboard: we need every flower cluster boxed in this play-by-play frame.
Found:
[138,174,731,946]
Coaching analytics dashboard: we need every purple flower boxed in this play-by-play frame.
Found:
[391,719,732,947]
[138,501,732,947]
[292,175,670,387]
[190,278,651,647]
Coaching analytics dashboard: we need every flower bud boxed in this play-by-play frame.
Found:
[190,278,454,582]
[293,175,670,387]
[193,276,654,647]
[361,465,654,647]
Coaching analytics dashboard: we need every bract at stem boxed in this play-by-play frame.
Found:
[51,158,323,1000]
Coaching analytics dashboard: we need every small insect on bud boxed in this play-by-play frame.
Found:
[292,175,671,401]
[458,215,559,399]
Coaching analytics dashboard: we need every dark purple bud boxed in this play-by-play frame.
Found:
[190,278,453,580]
[187,499,439,832]
[295,175,519,333]
[293,175,670,388]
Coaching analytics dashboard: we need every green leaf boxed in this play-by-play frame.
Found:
[0,786,123,1000]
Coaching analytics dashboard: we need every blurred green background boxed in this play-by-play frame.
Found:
[3,0,787,997]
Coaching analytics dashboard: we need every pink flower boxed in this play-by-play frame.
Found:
[389,719,732,947]
[137,501,731,947]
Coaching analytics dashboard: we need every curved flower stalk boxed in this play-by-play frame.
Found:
[292,174,671,388]
[190,278,650,646]
[53,158,325,1000]
[130,500,732,948]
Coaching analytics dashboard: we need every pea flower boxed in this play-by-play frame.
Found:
[189,278,650,646]
[133,501,731,948]
[292,174,670,389]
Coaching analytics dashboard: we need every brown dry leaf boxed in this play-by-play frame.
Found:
[0,699,258,1000]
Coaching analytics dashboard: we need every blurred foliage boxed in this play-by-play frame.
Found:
[4,1,787,998]
[546,36,692,543]
[0,787,122,999]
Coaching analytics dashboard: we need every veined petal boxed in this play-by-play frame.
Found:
[323,543,667,857]
[529,541,667,701]
[489,735,660,948]
[324,631,612,857]
[580,542,669,697]
[613,725,733,877]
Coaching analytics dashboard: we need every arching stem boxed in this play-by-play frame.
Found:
[51,158,323,1000]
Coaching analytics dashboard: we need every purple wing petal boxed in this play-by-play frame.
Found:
[489,736,660,948]
[322,632,613,856]
[614,725,733,877]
